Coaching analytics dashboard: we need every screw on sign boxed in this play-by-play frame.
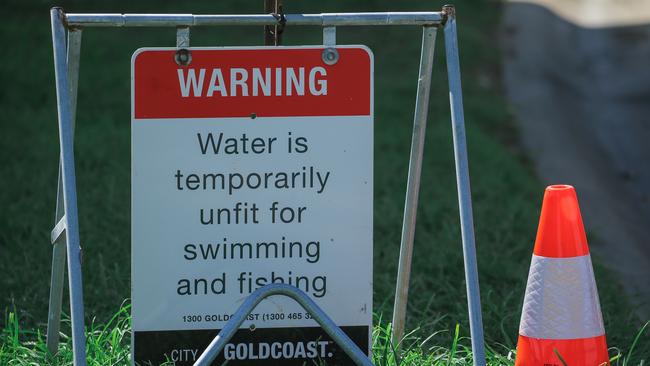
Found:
[322,48,339,65]
[131,46,374,365]
[175,48,192,66]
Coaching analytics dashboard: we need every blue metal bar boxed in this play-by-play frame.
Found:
[443,5,486,366]
[193,284,373,366]
[50,7,87,365]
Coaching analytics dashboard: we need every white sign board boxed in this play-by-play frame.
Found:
[131,46,373,365]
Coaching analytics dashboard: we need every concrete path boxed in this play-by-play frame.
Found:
[501,0,650,318]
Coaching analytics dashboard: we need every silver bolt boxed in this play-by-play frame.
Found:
[175,48,192,66]
[322,48,339,65]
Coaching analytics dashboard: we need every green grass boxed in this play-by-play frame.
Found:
[1,306,132,365]
[1,0,648,364]
[2,309,649,365]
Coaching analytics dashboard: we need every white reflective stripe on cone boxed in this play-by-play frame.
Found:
[519,254,605,340]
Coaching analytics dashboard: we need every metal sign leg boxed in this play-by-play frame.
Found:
[49,8,87,365]
[391,25,437,346]
[46,26,82,356]
[443,6,486,366]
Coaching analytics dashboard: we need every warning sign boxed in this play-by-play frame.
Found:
[131,46,373,365]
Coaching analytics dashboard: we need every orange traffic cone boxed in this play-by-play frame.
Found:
[515,185,609,366]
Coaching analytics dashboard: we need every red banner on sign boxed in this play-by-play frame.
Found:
[133,47,372,119]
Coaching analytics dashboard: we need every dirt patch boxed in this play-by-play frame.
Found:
[501,0,650,318]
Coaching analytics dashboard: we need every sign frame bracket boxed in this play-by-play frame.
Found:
[46,6,486,366]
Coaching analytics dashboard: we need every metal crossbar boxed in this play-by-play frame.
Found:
[193,284,374,366]
[47,5,486,366]
[64,12,444,27]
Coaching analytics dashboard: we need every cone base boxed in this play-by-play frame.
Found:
[515,334,609,366]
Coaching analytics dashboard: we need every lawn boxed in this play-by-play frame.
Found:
[0,0,648,364]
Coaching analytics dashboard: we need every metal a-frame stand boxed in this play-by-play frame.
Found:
[47,5,485,366]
